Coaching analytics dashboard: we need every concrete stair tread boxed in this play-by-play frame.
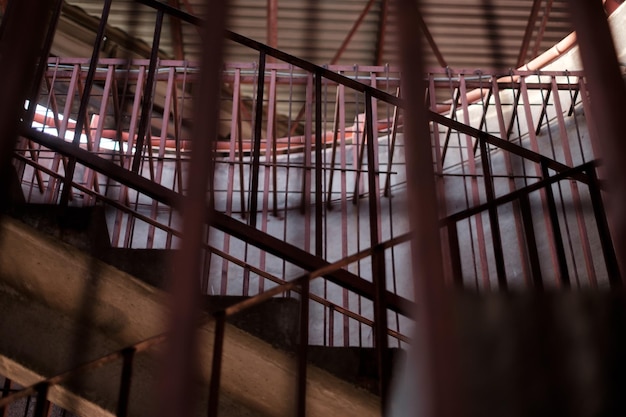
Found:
[0,216,380,416]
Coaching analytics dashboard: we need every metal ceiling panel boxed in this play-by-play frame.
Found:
[61,0,574,70]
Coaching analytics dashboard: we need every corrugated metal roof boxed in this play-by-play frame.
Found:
[60,0,574,70]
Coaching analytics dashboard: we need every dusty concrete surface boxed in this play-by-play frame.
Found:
[0,216,380,416]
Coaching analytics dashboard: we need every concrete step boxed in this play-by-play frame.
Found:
[4,204,393,395]
[0,215,380,416]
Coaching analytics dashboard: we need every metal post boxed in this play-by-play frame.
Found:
[566,0,626,280]
[396,0,461,416]
[157,1,228,417]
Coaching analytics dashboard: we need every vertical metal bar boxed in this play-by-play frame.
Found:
[516,0,543,66]
[157,1,228,416]
[0,379,11,417]
[479,139,507,288]
[267,0,278,51]
[519,193,544,290]
[338,84,350,346]
[249,50,266,228]
[302,73,313,253]
[446,221,464,286]
[396,0,461,415]
[587,166,621,286]
[326,86,341,208]
[534,87,552,135]
[296,280,310,417]
[441,89,461,165]
[491,76,531,285]
[330,0,377,64]
[365,92,389,406]
[131,9,164,174]
[540,161,570,286]
[352,117,367,203]
[84,64,115,205]
[59,0,113,206]
[315,72,323,257]
[147,66,176,248]
[550,78,597,285]
[460,74,491,288]
[33,384,49,417]
[383,87,400,197]
[505,81,521,139]
[520,77,562,284]
[567,0,626,278]
[374,0,389,65]
[116,347,136,417]
[208,313,226,417]
[221,67,242,294]
[429,74,454,284]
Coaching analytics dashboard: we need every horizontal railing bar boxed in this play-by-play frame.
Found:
[443,161,597,224]
[22,126,414,316]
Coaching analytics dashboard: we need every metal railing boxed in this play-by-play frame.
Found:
[2,0,621,416]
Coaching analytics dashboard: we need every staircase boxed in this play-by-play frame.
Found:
[2,0,626,415]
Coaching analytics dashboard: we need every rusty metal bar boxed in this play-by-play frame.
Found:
[383,88,400,197]
[59,0,113,206]
[490,75,531,284]
[516,0,543,66]
[33,384,49,417]
[315,72,323,257]
[156,0,227,415]
[519,193,544,289]
[330,0,376,64]
[587,167,621,286]
[531,0,553,59]
[116,347,135,417]
[534,86,552,135]
[520,77,563,285]
[296,279,310,417]
[567,0,626,279]
[249,50,266,228]
[446,221,464,285]
[549,77,597,285]
[540,161,570,286]
[267,0,278,51]
[208,312,225,417]
[131,9,164,174]
[374,0,389,66]
[23,128,414,316]
[326,85,342,208]
[365,91,389,405]
[479,139,507,288]
[396,0,461,415]
[460,74,490,288]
